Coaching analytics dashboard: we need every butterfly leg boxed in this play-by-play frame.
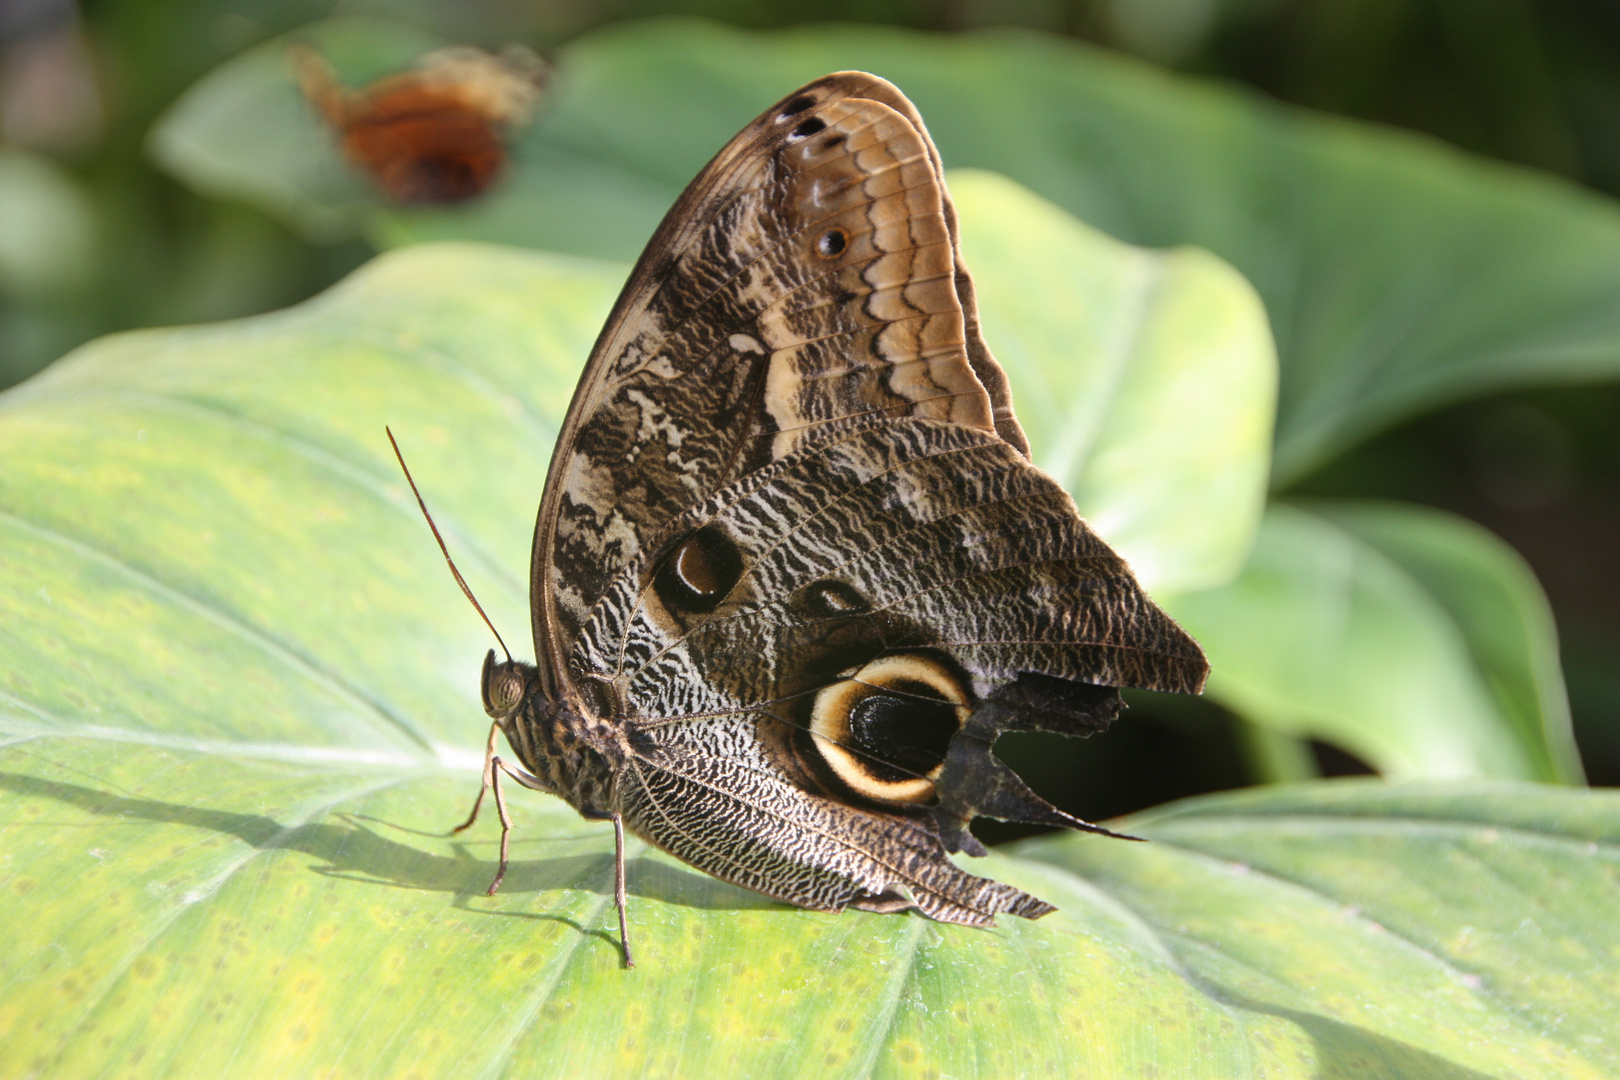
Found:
[450,721,502,835]
[484,761,515,895]
[480,756,551,895]
[582,808,635,969]
[449,722,547,897]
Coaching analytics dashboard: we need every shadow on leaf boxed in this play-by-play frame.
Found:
[1118,902,1517,1080]
[0,769,779,918]
[1231,992,1504,1080]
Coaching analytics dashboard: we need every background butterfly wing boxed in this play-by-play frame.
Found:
[533,72,1027,689]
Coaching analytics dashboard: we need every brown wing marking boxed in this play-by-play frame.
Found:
[533,73,1025,693]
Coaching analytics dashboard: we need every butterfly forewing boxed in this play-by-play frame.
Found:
[534,74,1028,680]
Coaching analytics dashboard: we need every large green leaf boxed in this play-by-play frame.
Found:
[0,221,1272,1069]
[152,16,1620,484]
[1017,781,1620,1079]
[1315,501,1583,784]
[1166,502,1581,782]
[7,231,1605,1074]
[4,748,1616,1076]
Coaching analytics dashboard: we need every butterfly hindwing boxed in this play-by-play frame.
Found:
[568,409,1204,919]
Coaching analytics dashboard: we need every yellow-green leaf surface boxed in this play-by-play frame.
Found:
[1018,782,1620,1079]
[153,16,1620,484]
[1167,503,1581,782]
[4,756,1615,1077]
[3,244,1608,1078]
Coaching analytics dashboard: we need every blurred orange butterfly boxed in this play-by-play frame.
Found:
[292,43,547,205]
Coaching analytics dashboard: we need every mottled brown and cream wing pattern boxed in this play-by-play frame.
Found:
[571,415,1206,923]
[533,73,1026,688]
[457,72,1211,957]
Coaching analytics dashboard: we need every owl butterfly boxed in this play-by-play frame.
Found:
[421,71,1208,968]
[291,42,547,205]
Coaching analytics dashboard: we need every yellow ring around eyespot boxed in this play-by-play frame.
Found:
[808,654,971,804]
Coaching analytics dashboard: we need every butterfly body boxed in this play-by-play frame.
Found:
[482,655,620,816]
[449,72,1208,965]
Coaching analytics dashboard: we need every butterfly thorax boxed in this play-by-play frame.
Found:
[480,651,621,815]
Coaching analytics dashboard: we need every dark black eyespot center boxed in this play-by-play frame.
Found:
[847,680,959,781]
[779,94,817,119]
[654,524,742,615]
[816,229,848,258]
[790,117,827,140]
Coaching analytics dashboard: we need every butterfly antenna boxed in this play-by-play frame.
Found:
[386,426,513,662]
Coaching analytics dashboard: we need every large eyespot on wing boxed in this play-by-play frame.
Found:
[531,72,1027,695]
[802,652,971,806]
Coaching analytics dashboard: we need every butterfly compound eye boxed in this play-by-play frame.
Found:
[807,654,971,805]
[480,650,527,719]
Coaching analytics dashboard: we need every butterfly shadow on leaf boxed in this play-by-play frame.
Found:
[0,769,779,924]
[336,809,780,913]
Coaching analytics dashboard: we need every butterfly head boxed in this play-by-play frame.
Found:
[480,648,535,726]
